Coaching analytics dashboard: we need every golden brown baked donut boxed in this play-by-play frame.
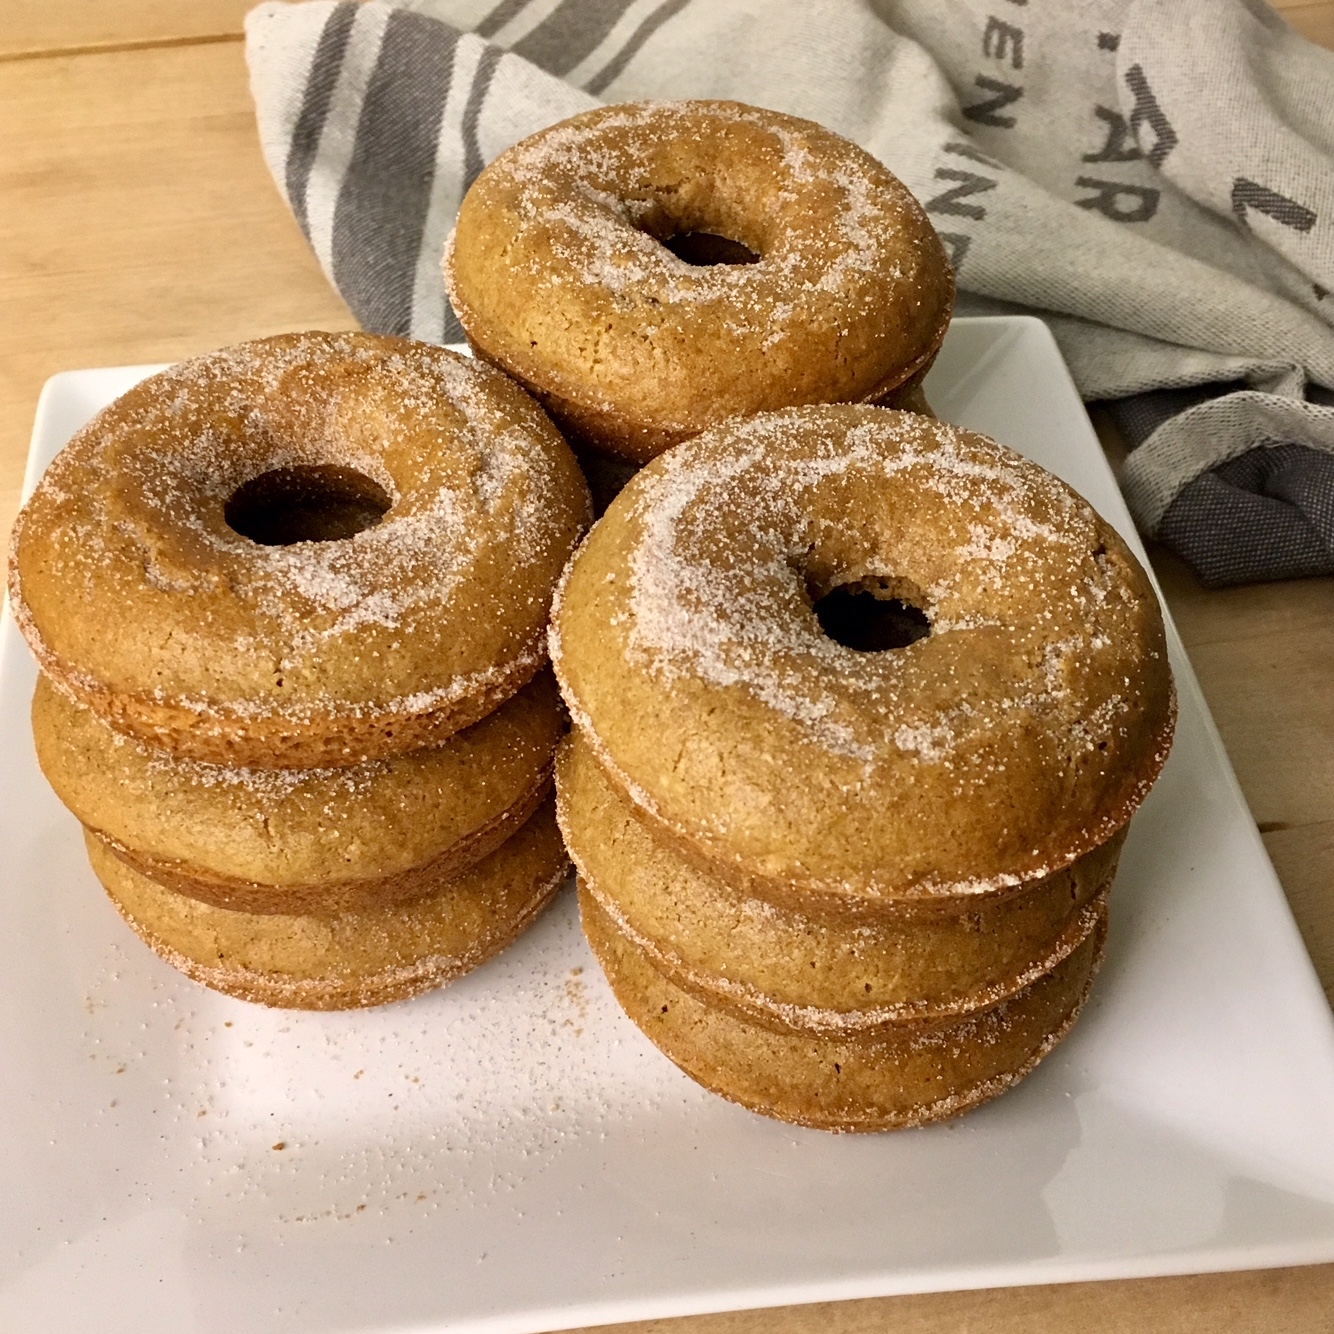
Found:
[34,672,563,915]
[9,332,591,768]
[446,100,953,464]
[552,405,1175,910]
[581,886,1105,1132]
[85,800,569,1011]
[557,730,1118,1034]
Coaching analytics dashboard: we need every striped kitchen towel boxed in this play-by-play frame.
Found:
[245,0,1334,586]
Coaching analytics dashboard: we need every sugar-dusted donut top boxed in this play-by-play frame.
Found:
[10,332,591,726]
[447,100,953,454]
[552,406,1175,903]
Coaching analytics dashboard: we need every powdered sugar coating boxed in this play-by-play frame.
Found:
[576,846,1107,1037]
[87,803,571,1011]
[448,100,954,462]
[581,884,1107,1132]
[551,405,1175,901]
[33,670,561,907]
[10,332,591,763]
[623,412,1096,757]
[480,101,899,310]
[555,727,1122,1035]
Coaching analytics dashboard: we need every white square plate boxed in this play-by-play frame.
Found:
[3,317,1334,1334]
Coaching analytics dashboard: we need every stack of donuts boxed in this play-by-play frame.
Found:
[9,93,1179,1137]
[449,100,1175,1128]
[9,332,591,1009]
[550,407,1175,1130]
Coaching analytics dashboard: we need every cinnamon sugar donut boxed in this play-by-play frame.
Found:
[445,101,953,465]
[85,801,569,1011]
[34,672,562,916]
[557,731,1118,1035]
[582,886,1106,1133]
[552,405,1175,909]
[9,332,591,768]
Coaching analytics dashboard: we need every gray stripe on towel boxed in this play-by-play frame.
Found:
[585,0,691,94]
[331,10,458,337]
[476,0,533,39]
[440,44,505,343]
[512,0,642,76]
[284,3,358,238]
[462,44,505,191]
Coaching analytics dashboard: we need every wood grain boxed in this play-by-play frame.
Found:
[0,0,252,59]
[1272,0,1334,47]
[0,40,353,538]
[566,1264,1334,1334]
[6,0,1329,57]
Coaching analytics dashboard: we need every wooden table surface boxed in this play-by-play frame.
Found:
[3,2,1333,1330]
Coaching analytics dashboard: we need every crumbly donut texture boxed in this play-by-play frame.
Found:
[9,332,591,767]
[582,887,1105,1132]
[557,730,1116,1034]
[446,100,953,463]
[552,405,1175,905]
[35,672,563,915]
[86,800,570,1011]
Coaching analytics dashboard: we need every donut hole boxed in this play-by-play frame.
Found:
[661,231,760,267]
[225,465,392,546]
[630,200,761,266]
[811,578,932,652]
